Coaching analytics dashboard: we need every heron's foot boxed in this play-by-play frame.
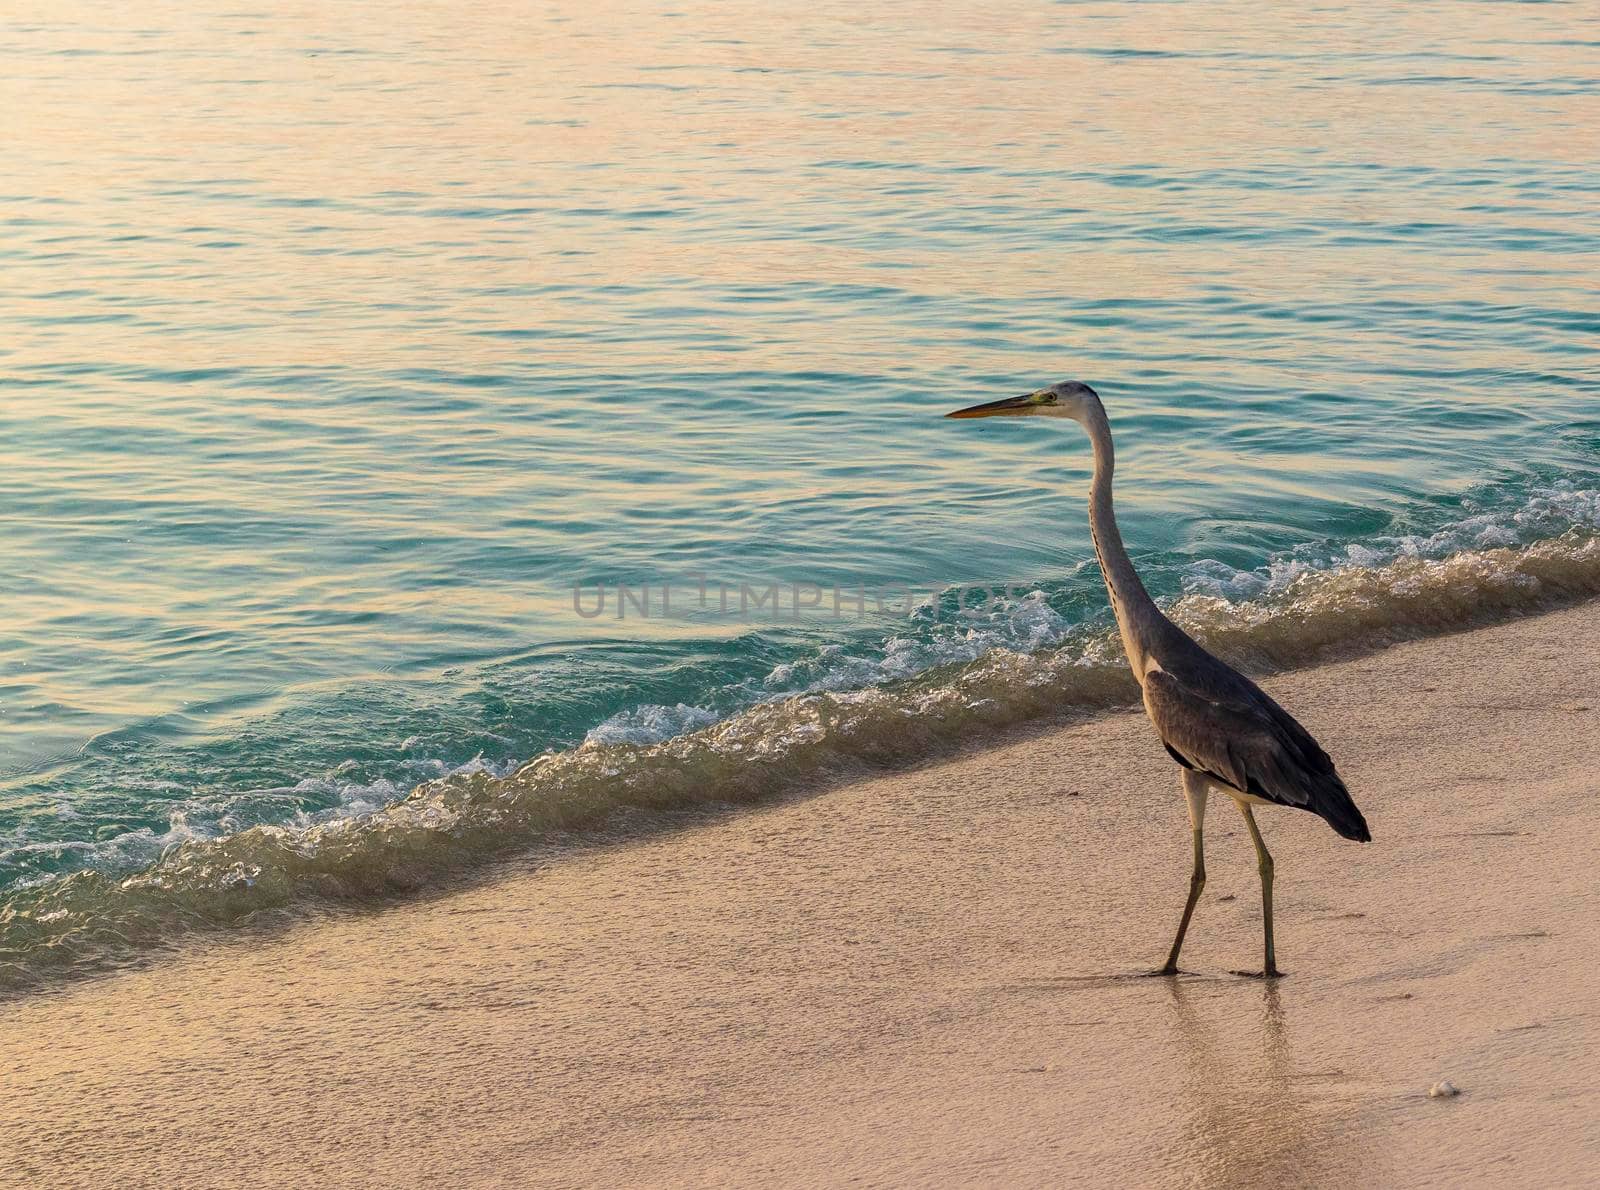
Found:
[1143,965,1184,978]
[1230,967,1287,980]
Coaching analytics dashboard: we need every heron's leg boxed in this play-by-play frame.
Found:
[1238,803,1280,978]
[1156,771,1208,975]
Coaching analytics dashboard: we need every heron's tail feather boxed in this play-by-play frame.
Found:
[1314,778,1371,843]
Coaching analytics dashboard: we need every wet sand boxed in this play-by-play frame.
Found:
[3,602,1598,1188]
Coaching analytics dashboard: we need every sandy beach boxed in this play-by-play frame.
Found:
[3,602,1598,1188]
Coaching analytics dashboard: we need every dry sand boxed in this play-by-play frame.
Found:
[3,603,1599,1188]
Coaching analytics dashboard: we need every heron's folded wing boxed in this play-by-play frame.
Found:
[1142,666,1314,809]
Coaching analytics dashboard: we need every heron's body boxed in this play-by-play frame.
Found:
[948,381,1370,977]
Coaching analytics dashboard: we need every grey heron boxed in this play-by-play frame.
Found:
[947,381,1370,977]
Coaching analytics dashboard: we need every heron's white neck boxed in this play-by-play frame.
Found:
[1078,398,1163,678]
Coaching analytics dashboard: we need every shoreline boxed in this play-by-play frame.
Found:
[9,519,1600,994]
[4,601,1599,1186]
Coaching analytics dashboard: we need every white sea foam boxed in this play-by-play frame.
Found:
[584,703,721,747]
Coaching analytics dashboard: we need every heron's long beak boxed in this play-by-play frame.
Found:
[944,392,1036,419]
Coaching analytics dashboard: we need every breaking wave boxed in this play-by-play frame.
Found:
[3,486,1599,993]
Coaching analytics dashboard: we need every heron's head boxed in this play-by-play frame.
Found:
[944,380,1099,421]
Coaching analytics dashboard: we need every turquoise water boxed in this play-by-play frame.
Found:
[2,0,1598,984]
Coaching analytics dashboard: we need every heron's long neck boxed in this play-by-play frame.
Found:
[1080,400,1162,675]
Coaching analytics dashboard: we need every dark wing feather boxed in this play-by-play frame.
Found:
[1143,660,1370,842]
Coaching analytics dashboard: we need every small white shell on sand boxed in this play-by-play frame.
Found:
[1428,1080,1461,1098]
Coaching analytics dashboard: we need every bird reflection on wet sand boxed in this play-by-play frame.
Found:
[1163,978,1377,1188]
